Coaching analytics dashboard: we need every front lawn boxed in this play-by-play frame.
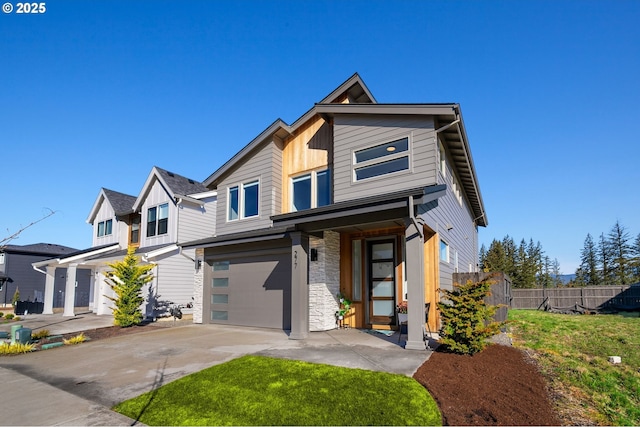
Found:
[113,355,441,426]
[509,309,640,425]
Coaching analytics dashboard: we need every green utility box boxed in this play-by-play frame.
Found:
[10,324,22,344]
[14,328,32,344]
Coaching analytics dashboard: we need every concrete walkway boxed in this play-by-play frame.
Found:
[0,313,434,426]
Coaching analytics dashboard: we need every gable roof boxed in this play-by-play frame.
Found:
[203,73,376,188]
[1,243,78,256]
[86,188,136,224]
[133,166,207,211]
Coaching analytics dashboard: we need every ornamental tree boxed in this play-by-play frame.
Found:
[437,278,503,355]
[105,247,154,327]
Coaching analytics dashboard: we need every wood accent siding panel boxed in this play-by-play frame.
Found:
[177,196,217,243]
[92,201,120,247]
[216,139,282,236]
[281,116,331,212]
[333,115,437,203]
[140,180,176,247]
[419,157,479,292]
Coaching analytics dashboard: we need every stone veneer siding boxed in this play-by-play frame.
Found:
[308,231,340,331]
[193,247,204,324]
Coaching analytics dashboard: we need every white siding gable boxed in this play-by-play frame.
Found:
[139,179,177,247]
[92,200,121,247]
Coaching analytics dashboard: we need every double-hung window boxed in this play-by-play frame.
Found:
[353,137,410,181]
[147,203,169,237]
[227,180,259,221]
[291,168,331,211]
[96,219,113,237]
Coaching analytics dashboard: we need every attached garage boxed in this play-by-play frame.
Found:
[204,243,292,330]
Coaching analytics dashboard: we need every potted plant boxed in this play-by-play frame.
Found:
[396,301,408,324]
[335,293,352,327]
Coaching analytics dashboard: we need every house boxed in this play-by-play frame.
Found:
[182,73,487,350]
[32,166,217,318]
[0,243,80,309]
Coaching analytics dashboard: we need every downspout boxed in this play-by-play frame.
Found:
[32,259,59,275]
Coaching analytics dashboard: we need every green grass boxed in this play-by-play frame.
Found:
[509,309,640,425]
[113,355,441,426]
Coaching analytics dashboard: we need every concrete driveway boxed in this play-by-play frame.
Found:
[0,314,433,426]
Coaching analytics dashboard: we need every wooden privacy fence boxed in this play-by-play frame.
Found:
[511,285,640,310]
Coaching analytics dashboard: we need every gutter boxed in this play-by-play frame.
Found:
[32,259,60,275]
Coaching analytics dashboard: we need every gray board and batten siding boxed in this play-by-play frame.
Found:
[215,138,283,236]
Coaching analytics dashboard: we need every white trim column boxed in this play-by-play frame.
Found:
[43,266,56,315]
[63,263,78,317]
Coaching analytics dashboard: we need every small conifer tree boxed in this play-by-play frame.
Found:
[11,287,20,305]
[437,278,503,355]
[105,247,154,327]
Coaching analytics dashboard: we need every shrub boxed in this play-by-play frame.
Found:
[0,342,35,355]
[11,287,20,306]
[437,278,503,355]
[31,329,50,340]
[0,312,4,318]
[13,316,21,321]
[5,314,14,320]
[105,247,154,327]
[63,333,86,345]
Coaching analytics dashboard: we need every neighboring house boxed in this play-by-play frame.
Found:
[33,166,217,318]
[183,73,488,350]
[0,243,82,308]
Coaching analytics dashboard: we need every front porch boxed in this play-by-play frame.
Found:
[273,185,446,350]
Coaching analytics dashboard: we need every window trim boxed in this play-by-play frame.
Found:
[352,136,411,182]
[438,139,447,178]
[96,219,113,238]
[290,168,331,212]
[439,239,449,263]
[226,179,260,222]
[146,203,169,237]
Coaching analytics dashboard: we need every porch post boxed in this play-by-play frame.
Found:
[63,263,77,317]
[289,231,309,340]
[405,218,426,350]
[43,266,56,315]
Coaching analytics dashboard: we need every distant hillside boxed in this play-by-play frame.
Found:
[557,274,576,284]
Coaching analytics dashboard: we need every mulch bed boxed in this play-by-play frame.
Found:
[413,344,562,426]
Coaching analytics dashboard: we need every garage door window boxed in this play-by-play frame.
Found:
[213,261,229,271]
[212,294,228,304]
[211,311,228,321]
[212,278,229,288]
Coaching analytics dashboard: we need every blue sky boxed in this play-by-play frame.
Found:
[1,0,639,273]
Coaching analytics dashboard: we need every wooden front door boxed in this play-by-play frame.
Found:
[368,239,396,325]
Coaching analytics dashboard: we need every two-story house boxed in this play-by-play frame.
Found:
[183,74,487,350]
[33,166,217,318]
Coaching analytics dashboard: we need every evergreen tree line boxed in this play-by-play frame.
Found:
[573,220,640,287]
[479,236,562,289]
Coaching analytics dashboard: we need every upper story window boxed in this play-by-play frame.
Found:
[291,169,331,211]
[452,174,463,206]
[129,214,141,245]
[353,137,409,181]
[228,180,259,221]
[147,203,169,237]
[96,219,113,237]
[438,140,446,177]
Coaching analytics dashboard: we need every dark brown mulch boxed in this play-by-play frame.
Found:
[413,344,562,426]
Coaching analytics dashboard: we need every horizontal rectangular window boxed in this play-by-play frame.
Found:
[212,261,230,271]
[353,137,410,182]
[355,138,408,163]
[212,294,228,304]
[212,278,229,288]
[211,310,228,321]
